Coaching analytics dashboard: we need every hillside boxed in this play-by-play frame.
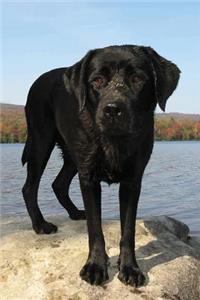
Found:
[0,103,26,143]
[0,103,200,142]
[156,112,200,121]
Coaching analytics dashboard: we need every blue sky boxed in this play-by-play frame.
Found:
[1,1,200,113]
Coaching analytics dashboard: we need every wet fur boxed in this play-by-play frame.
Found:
[22,45,180,286]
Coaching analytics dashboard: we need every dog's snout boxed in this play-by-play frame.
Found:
[104,103,122,118]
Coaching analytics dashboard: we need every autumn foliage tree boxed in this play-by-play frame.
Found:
[155,116,200,140]
[0,104,27,143]
[0,104,200,142]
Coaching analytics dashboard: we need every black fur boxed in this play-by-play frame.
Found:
[22,45,180,286]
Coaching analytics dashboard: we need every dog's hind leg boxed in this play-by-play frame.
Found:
[52,156,86,220]
[22,134,57,234]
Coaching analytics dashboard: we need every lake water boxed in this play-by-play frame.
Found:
[0,142,200,235]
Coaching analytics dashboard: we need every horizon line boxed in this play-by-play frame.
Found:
[1,102,200,116]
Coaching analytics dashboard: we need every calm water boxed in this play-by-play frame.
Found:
[0,142,200,234]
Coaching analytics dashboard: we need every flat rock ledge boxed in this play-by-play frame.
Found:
[0,216,200,300]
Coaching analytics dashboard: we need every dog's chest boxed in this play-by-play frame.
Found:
[96,142,132,183]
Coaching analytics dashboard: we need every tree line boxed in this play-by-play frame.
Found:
[154,116,200,141]
[0,104,200,142]
[1,105,27,143]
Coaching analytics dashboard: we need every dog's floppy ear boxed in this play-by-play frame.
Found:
[144,47,181,111]
[63,50,95,113]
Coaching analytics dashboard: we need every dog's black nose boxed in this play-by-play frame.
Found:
[104,103,122,118]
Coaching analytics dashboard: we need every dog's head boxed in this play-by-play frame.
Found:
[63,45,180,137]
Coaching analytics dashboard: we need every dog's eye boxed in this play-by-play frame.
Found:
[91,76,105,89]
[131,75,144,84]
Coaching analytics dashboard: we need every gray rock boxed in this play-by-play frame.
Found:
[0,216,200,300]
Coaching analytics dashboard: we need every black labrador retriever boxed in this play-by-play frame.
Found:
[22,45,180,286]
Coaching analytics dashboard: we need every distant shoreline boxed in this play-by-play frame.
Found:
[1,140,200,144]
[1,103,200,142]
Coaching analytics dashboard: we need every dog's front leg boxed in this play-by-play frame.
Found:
[118,180,145,287]
[79,175,108,285]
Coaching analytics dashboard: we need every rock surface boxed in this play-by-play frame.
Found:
[0,215,200,300]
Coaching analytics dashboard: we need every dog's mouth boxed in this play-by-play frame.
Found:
[96,113,145,139]
[97,121,132,137]
[95,101,134,136]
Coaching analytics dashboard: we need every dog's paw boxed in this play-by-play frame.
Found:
[118,265,145,287]
[69,209,86,220]
[33,221,58,234]
[80,262,109,285]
